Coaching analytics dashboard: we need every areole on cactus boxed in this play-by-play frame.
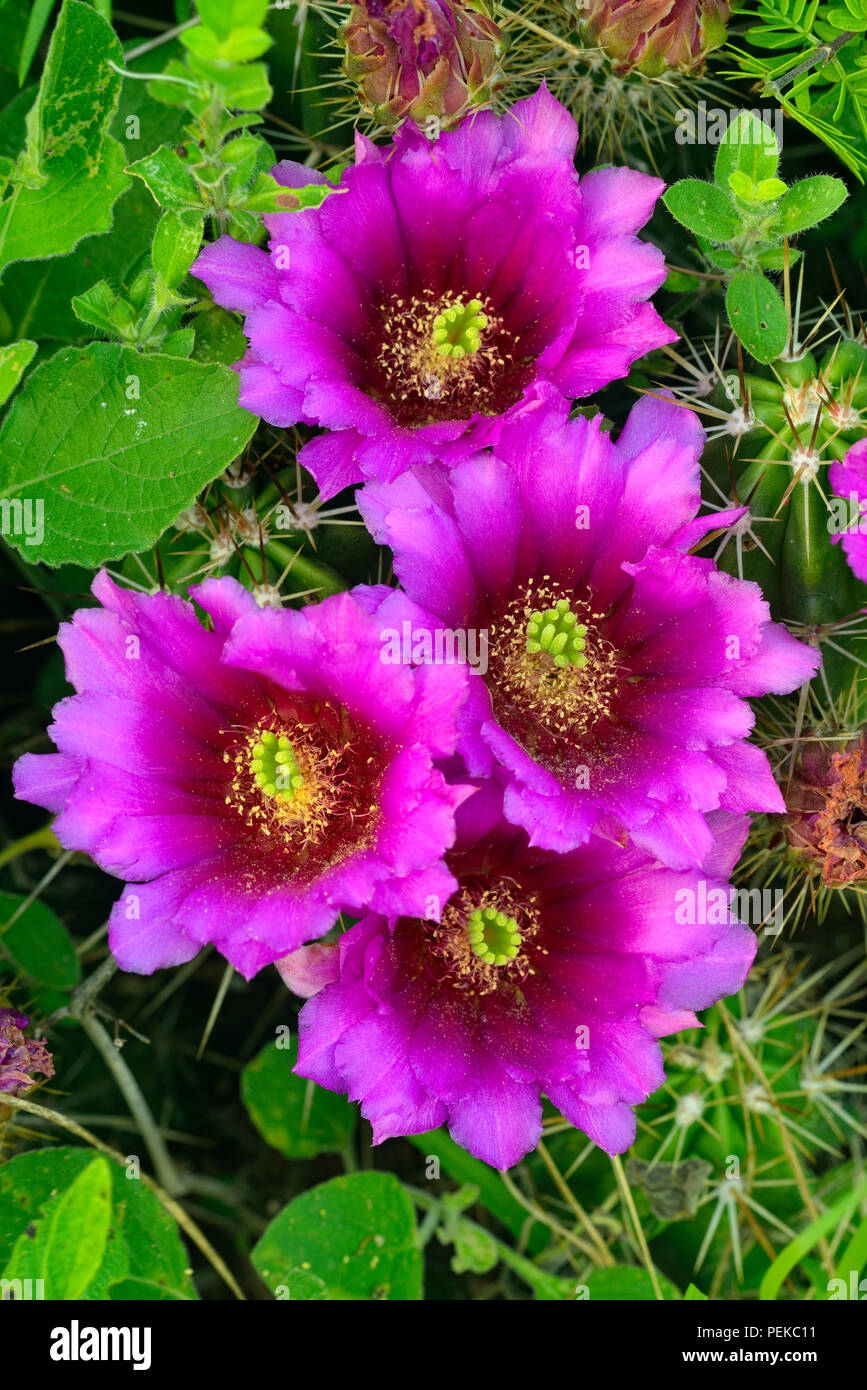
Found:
[666,278,867,631]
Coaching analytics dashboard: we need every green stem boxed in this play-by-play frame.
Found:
[0,823,60,871]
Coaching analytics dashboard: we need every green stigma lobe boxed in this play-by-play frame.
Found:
[250,729,304,801]
[431,299,488,359]
[467,906,522,966]
[526,597,587,669]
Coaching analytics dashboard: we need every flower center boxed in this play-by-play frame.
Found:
[431,299,488,359]
[249,730,304,802]
[375,291,524,426]
[466,905,522,965]
[423,885,539,995]
[488,580,622,759]
[526,597,588,668]
[223,707,382,874]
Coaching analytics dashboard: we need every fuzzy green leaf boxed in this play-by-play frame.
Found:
[0,342,257,568]
[196,0,269,37]
[663,180,740,243]
[714,112,780,188]
[0,1,127,273]
[776,176,848,235]
[151,210,205,289]
[127,144,203,210]
[0,1147,198,1299]
[726,269,788,362]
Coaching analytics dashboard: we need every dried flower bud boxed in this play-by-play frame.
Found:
[580,0,729,77]
[783,734,867,886]
[0,1008,54,1095]
[341,0,504,130]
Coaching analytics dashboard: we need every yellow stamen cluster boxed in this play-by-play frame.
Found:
[378,291,509,419]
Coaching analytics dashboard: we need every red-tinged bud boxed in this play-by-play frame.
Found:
[341,0,505,129]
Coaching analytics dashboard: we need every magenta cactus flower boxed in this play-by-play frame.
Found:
[281,781,756,1167]
[13,575,472,979]
[359,392,820,869]
[830,437,867,583]
[193,85,676,498]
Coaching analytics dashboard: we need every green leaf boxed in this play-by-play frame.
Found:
[434,1184,499,1274]
[241,1035,356,1160]
[0,337,36,405]
[0,137,128,274]
[71,279,135,336]
[726,269,788,363]
[238,170,305,214]
[685,1282,709,1301]
[197,0,269,37]
[0,890,80,989]
[586,1265,681,1300]
[663,180,740,243]
[0,2,128,273]
[777,176,849,235]
[127,144,203,210]
[448,1220,499,1274]
[755,246,802,269]
[662,269,701,292]
[181,23,271,64]
[827,6,867,25]
[727,169,756,200]
[17,0,122,177]
[159,327,196,357]
[0,1147,198,1299]
[755,176,787,201]
[715,111,780,187]
[1,1156,112,1299]
[252,1173,423,1301]
[284,182,343,213]
[151,210,205,289]
[209,62,272,111]
[0,342,257,568]
[0,66,187,343]
[108,1277,192,1300]
[276,1267,329,1300]
[191,305,247,365]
